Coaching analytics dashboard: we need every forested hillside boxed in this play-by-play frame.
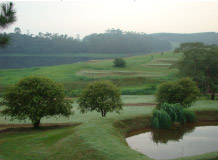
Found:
[1,28,218,69]
[151,32,218,45]
[0,29,171,54]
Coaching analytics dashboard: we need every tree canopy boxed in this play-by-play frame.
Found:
[156,78,200,107]
[1,76,73,128]
[174,42,218,99]
[78,81,123,117]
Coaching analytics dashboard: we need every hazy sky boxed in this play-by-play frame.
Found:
[4,0,218,38]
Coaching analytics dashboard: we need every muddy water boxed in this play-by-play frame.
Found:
[126,122,218,160]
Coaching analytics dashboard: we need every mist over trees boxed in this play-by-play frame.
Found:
[0,28,171,54]
[152,32,218,45]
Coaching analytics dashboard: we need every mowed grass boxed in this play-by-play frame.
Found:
[1,95,218,160]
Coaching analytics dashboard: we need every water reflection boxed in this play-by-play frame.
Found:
[126,122,218,160]
[151,126,195,144]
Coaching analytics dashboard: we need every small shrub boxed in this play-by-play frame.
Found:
[184,109,196,123]
[78,80,123,117]
[121,87,157,95]
[151,109,172,129]
[113,58,126,67]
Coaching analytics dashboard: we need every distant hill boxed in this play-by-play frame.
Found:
[150,32,218,45]
[0,29,171,55]
[0,29,218,69]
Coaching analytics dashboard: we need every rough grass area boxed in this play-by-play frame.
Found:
[0,52,180,97]
[1,95,218,160]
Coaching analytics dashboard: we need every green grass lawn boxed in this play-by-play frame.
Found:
[1,95,218,160]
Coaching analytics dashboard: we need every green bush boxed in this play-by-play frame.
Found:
[121,86,157,95]
[161,103,186,124]
[113,58,126,67]
[151,103,197,129]
[151,109,172,129]
[156,78,200,107]
[184,109,196,123]
[78,80,123,117]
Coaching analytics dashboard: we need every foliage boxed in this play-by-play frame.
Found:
[78,80,122,117]
[152,103,197,129]
[0,2,16,47]
[151,109,172,129]
[113,58,126,67]
[121,86,157,95]
[161,103,186,124]
[1,76,73,128]
[174,42,218,100]
[156,78,200,107]
[184,109,196,123]
[151,103,196,129]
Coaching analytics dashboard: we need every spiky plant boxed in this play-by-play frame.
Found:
[0,2,16,47]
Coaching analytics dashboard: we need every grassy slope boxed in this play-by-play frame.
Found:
[1,96,218,160]
[0,52,180,86]
[1,52,218,160]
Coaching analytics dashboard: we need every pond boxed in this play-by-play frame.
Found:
[126,122,218,160]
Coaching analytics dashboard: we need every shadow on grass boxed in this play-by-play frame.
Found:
[0,122,81,133]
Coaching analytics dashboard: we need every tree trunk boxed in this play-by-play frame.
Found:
[211,90,215,100]
[33,119,40,128]
[101,109,106,117]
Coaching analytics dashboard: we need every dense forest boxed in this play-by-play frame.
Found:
[0,28,171,54]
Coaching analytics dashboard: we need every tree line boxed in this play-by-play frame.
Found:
[174,42,218,100]
[0,28,171,54]
[152,32,218,45]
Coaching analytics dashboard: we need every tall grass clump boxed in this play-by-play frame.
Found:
[161,103,186,124]
[184,109,196,123]
[151,103,196,129]
[151,109,172,129]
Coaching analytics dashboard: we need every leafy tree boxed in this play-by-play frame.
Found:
[14,27,21,34]
[1,76,73,128]
[113,58,126,67]
[78,81,122,117]
[175,42,218,100]
[0,2,16,47]
[156,78,200,107]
